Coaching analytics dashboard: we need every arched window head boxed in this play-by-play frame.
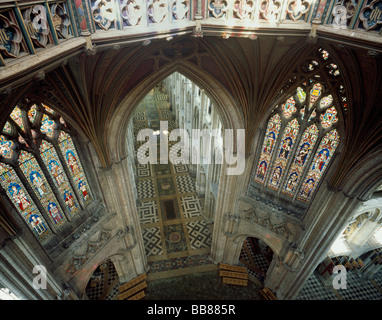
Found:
[0,102,93,242]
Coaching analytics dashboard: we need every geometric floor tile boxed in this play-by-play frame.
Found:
[138,200,158,224]
[336,272,382,300]
[157,177,176,196]
[137,163,152,178]
[176,175,196,194]
[181,195,202,218]
[134,111,147,121]
[186,219,212,249]
[173,163,189,174]
[142,227,163,256]
[137,179,155,199]
[295,272,339,300]
[163,224,187,253]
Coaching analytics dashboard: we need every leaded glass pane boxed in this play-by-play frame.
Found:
[18,151,67,229]
[0,163,51,240]
[58,132,92,205]
[254,114,282,184]
[298,129,340,202]
[40,140,80,216]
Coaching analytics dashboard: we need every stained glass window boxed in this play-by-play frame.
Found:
[320,106,338,129]
[40,140,80,216]
[254,114,281,184]
[2,122,12,134]
[0,135,15,159]
[10,107,25,131]
[281,96,297,118]
[268,119,299,190]
[298,129,340,202]
[40,114,56,138]
[19,150,67,229]
[0,102,94,243]
[0,163,51,240]
[59,132,92,206]
[255,77,341,202]
[28,104,38,123]
[308,83,322,109]
[282,124,319,196]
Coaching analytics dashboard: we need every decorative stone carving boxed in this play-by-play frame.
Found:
[0,14,23,59]
[67,227,113,274]
[22,5,50,47]
[233,0,255,20]
[172,0,190,20]
[148,0,168,23]
[360,0,382,31]
[223,212,241,236]
[208,0,228,19]
[286,0,311,21]
[238,199,299,241]
[121,0,144,26]
[50,4,71,39]
[92,0,116,30]
[259,0,282,21]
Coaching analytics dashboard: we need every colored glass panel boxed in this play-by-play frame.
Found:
[308,83,322,109]
[58,132,92,205]
[40,114,56,138]
[296,87,306,104]
[0,135,15,159]
[254,114,282,184]
[281,96,297,118]
[267,119,299,191]
[28,104,38,123]
[320,106,338,129]
[42,104,55,114]
[282,124,319,197]
[18,151,67,229]
[2,122,12,134]
[40,140,80,216]
[298,129,340,202]
[320,49,329,60]
[10,106,25,131]
[0,163,51,240]
[319,95,333,109]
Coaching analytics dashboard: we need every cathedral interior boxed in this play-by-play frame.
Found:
[1,0,382,301]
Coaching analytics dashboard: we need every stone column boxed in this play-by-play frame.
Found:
[0,237,67,300]
[210,154,247,264]
[264,188,363,299]
[95,158,148,279]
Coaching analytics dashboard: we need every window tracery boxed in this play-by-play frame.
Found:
[254,49,343,204]
[0,102,93,241]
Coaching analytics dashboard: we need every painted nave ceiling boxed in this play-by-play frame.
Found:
[0,0,382,300]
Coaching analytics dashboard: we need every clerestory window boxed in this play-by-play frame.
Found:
[0,103,92,241]
[254,48,343,203]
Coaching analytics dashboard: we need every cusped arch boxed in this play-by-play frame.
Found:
[106,61,245,163]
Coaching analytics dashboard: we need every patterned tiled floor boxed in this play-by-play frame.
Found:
[133,87,213,276]
[296,268,382,300]
[85,259,120,300]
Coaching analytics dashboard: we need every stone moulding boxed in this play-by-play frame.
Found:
[238,198,302,241]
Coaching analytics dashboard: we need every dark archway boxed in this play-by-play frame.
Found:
[239,237,274,285]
